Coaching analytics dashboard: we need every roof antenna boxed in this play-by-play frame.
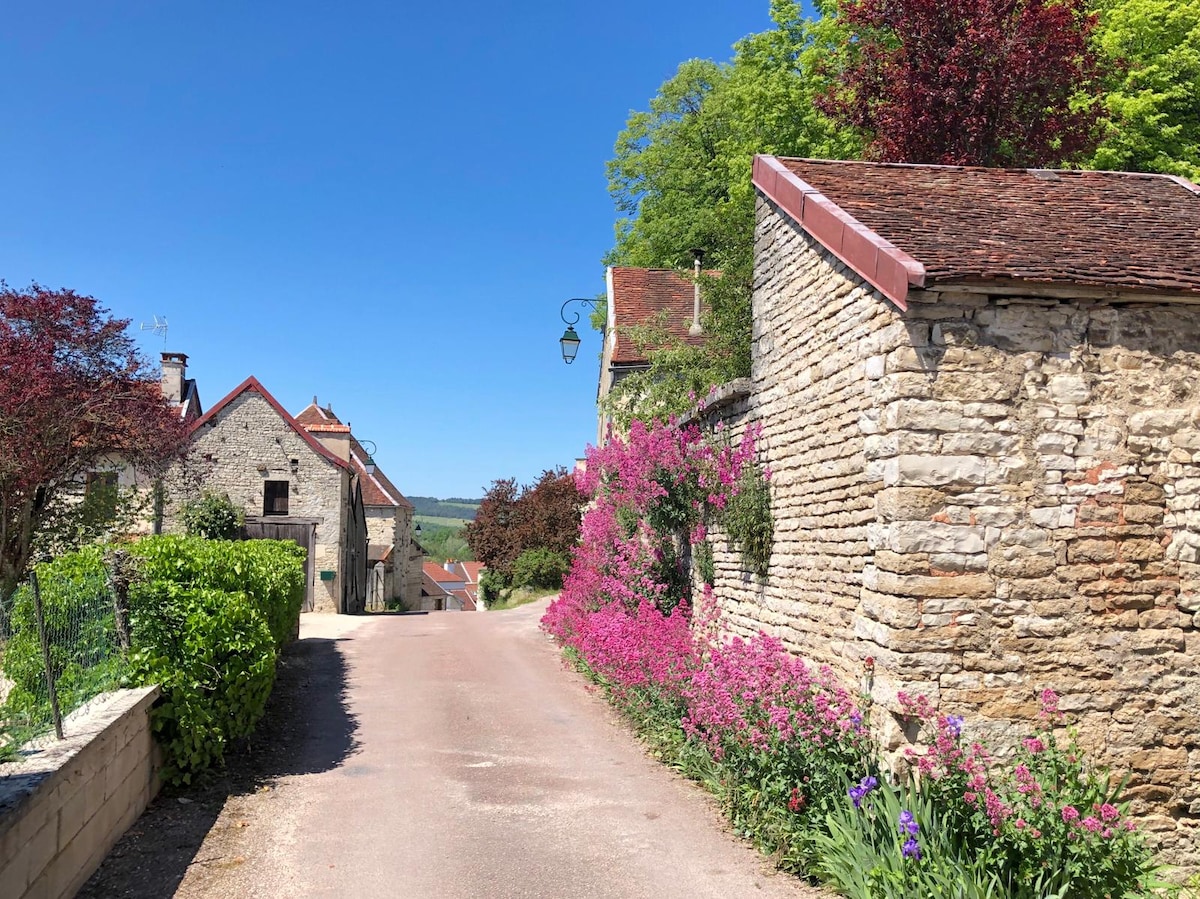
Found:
[140,315,169,349]
[688,249,704,337]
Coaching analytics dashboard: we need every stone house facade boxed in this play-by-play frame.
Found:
[296,400,416,611]
[597,266,709,445]
[161,377,367,614]
[704,157,1200,864]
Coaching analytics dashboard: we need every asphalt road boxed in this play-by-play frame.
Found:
[171,600,826,899]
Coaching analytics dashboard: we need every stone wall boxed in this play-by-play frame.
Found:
[162,391,349,612]
[0,687,161,899]
[707,195,1200,866]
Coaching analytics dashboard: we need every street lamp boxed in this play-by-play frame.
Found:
[359,439,378,475]
[559,298,598,364]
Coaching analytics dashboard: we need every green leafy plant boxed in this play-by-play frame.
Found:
[0,547,126,736]
[127,583,276,784]
[179,492,245,540]
[718,464,773,578]
[511,547,569,591]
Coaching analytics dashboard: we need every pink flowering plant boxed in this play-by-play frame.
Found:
[889,690,1158,898]
[544,417,1161,896]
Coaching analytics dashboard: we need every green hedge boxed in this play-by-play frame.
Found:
[129,535,305,650]
[0,547,126,735]
[1,536,307,785]
[127,535,306,784]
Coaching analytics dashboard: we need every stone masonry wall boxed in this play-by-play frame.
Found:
[710,195,1200,867]
[0,687,161,899]
[162,391,348,612]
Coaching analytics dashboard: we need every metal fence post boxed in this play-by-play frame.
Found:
[29,571,64,740]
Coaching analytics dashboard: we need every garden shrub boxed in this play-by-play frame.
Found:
[478,570,506,608]
[179,491,245,540]
[127,534,305,784]
[127,583,276,784]
[130,535,305,649]
[510,547,569,590]
[0,546,126,732]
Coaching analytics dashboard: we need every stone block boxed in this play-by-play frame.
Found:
[1048,374,1091,404]
[875,487,946,521]
[887,454,986,487]
[1130,409,1190,437]
[888,522,986,554]
[1068,539,1119,563]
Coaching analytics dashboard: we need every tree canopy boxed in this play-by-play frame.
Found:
[0,283,187,600]
[464,468,584,582]
[818,0,1104,166]
[599,0,1198,428]
[1088,0,1200,181]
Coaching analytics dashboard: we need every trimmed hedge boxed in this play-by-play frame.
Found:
[0,547,126,735]
[1,536,307,785]
[127,535,306,783]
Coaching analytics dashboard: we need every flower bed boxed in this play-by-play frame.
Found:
[544,417,1165,897]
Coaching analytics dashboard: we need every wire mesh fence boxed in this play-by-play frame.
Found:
[0,556,129,761]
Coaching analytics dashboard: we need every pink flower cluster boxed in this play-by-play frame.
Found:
[544,417,862,769]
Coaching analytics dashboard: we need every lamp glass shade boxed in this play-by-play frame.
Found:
[560,326,581,364]
[364,457,376,475]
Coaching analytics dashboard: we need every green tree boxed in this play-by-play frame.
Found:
[602,2,857,424]
[1087,0,1200,181]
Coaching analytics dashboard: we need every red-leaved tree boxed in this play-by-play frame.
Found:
[465,468,585,581]
[0,283,188,602]
[818,0,1104,166]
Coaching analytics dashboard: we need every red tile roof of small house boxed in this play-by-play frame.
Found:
[295,402,342,426]
[423,562,465,585]
[609,267,711,365]
[752,156,1200,310]
[459,561,484,584]
[190,377,352,472]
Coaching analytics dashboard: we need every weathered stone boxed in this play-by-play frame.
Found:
[888,522,986,554]
[887,455,987,487]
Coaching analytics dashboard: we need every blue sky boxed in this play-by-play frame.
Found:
[0,1,776,498]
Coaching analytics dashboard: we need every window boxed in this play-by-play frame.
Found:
[263,480,289,516]
[83,471,119,524]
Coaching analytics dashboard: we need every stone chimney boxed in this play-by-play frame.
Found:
[161,352,188,403]
[311,427,351,462]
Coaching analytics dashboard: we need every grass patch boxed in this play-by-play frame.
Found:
[414,514,471,529]
[487,586,558,611]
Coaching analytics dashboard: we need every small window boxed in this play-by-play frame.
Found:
[263,480,289,516]
[83,472,119,526]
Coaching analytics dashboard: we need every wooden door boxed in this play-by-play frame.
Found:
[243,518,317,612]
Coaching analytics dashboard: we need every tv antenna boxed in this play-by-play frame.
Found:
[140,315,169,348]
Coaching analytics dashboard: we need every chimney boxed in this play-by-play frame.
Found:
[161,352,188,403]
[688,249,704,337]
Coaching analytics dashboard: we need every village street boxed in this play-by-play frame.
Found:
[83,601,824,899]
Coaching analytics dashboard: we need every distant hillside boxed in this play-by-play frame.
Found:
[409,496,480,521]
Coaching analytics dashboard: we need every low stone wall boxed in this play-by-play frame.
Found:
[0,687,161,899]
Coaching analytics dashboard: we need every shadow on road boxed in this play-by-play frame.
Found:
[77,634,360,898]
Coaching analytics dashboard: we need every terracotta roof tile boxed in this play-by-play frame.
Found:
[610,268,711,365]
[423,562,464,585]
[295,402,343,426]
[763,158,1200,302]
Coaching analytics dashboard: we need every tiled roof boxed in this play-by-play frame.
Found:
[349,437,413,510]
[423,562,465,585]
[754,157,1200,309]
[190,377,352,472]
[421,571,450,597]
[368,544,394,564]
[459,561,484,584]
[609,268,710,365]
[295,402,343,426]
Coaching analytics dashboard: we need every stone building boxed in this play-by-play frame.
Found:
[706,157,1200,863]
[295,400,417,610]
[162,376,368,614]
[596,266,709,444]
